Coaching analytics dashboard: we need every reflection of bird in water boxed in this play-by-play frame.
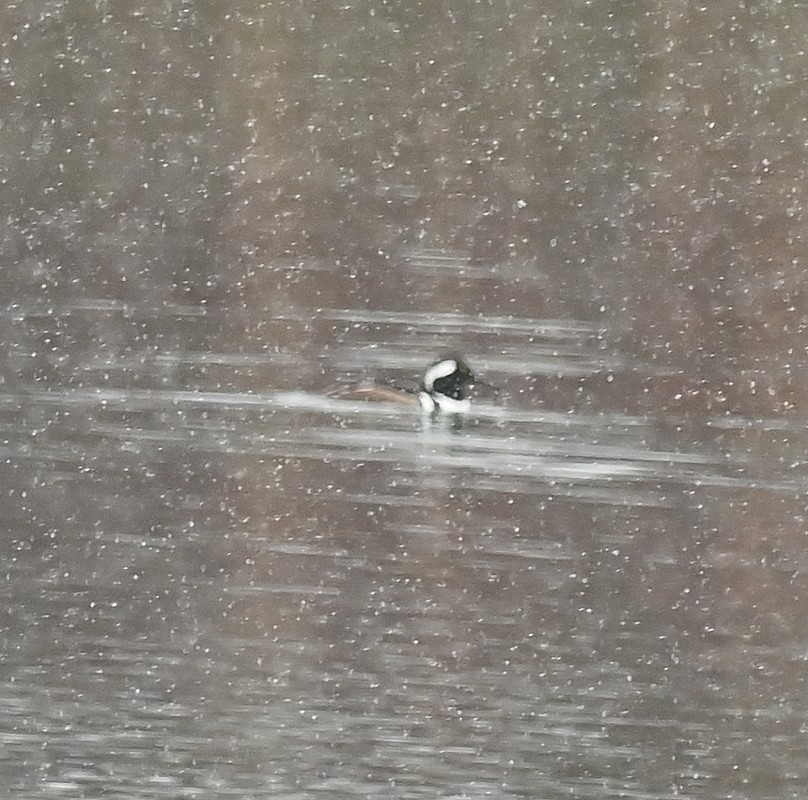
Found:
[345,355,492,414]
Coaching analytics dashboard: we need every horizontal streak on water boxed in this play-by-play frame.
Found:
[1,301,208,319]
[334,348,630,378]
[222,584,341,597]
[321,308,596,338]
[0,388,645,427]
[7,388,800,437]
[82,352,298,369]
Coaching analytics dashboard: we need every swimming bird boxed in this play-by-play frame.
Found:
[346,355,488,414]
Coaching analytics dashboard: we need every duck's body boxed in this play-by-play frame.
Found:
[346,355,481,414]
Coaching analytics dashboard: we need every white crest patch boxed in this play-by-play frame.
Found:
[423,359,457,391]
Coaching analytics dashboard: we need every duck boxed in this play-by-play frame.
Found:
[346,355,487,414]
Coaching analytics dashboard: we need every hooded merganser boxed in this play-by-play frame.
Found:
[346,355,486,414]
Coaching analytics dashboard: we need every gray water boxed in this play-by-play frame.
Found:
[3,2,808,798]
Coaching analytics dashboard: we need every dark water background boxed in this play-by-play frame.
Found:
[3,2,808,798]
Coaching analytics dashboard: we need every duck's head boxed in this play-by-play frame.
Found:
[422,355,476,402]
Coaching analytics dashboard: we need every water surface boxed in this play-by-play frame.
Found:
[3,2,808,799]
